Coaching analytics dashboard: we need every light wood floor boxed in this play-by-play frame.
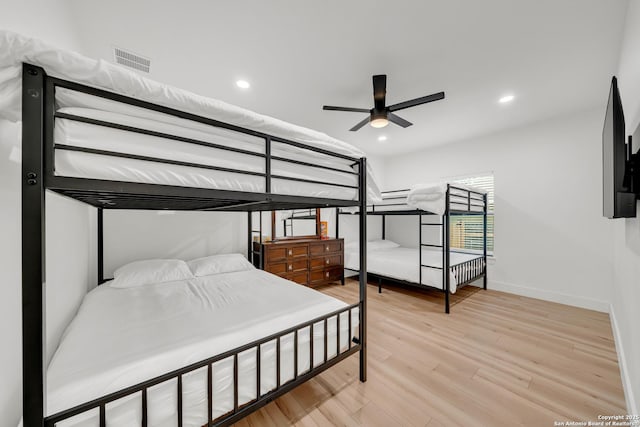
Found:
[234,279,626,427]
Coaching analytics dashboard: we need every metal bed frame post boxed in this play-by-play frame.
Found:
[335,208,339,238]
[419,213,422,286]
[247,212,252,261]
[98,208,104,284]
[358,158,367,382]
[444,184,451,314]
[483,192,488,290]
[22,64,47,427]
[378,213,386,293]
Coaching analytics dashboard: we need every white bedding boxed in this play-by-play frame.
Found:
[46,269,358,426]
[344,245,484,293]
[0,30,381,201]
[406,183,486,215]
[342,183,486,214]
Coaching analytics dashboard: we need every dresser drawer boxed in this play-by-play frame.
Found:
[265,244,308,262]
[309,267,343,284]
[288,245,309,258]
[309,255,342,270]
[310,240,342,256]
[265,247,288,262]
[266,258,307,275]
[285,271,308,285]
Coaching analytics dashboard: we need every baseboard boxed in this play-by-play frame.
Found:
[609,303,638,415]
[488,280,610,312]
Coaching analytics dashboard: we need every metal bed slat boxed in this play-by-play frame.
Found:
[99,404,105,427]
[256,345,261,400]
[294,330,298,379]
[270,174,358,189]
[348,310,352,350]
[270,136,359,162]
[54,143,267,178]
[324,318,328,363]
[310,323,314,371]
[271,155,358,175]
[177,375,183,427]
[234,354,239,413]
[142,388,148,427]
[208,364,213,427]
[276,338,281,389]
[336,313,341,357]
[54,112,267,158]
[265,137,271,193]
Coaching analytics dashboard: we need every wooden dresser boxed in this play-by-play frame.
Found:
[254,238,344,287]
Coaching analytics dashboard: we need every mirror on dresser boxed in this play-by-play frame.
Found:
[272,208,321,241]
[250,209,344,287]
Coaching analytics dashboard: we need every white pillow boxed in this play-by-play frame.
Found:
[187,253,254,277]
[368,239,400,251]
[110,259,194,288]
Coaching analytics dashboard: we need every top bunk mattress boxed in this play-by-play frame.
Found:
[0,31,381,202]
[341,182,486,215]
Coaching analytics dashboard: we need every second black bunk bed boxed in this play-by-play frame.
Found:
[339,184,488,313]
[12,29,376,427]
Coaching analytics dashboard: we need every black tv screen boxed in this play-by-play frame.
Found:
[603,76,635,218]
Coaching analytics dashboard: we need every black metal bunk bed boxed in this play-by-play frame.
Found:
[21,63,368,427]
[338,185,487,314]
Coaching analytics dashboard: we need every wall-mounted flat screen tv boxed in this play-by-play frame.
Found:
[603,76,636,218]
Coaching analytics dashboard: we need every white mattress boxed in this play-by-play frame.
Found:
[0,30,381,201]
[45,269,359,426]
[406,183,486,215]
[345,245,484,293]
[342,183,486,214]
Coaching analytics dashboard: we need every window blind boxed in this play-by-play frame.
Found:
[449,174,494,253]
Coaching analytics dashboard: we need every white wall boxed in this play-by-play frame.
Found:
[103,210,247,277]
[384,109,614,312]
[612,0,640,415]
[0,1,84,424]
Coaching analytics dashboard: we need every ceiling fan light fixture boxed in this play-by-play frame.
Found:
[370,117,389,128]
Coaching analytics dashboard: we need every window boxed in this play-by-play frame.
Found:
[449,174,494,254]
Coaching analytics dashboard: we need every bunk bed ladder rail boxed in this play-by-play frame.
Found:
[43,304,361,427]
[483,192,488,290]
[444,184,451,314]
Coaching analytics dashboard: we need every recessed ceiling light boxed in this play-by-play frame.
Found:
[378,135,388,142]
[499,94,515,104]
[236,80,250,89]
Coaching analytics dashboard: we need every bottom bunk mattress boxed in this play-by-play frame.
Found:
[45,269,359,426]
[344,245,484,293]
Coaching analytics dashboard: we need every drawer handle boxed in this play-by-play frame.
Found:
[288,249,293,256]
[326,259,330,265]
[325,272,330,278]
[325,246,330,251]
[288,265,293,271]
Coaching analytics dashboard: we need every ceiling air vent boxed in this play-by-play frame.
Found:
[113,47,151,73]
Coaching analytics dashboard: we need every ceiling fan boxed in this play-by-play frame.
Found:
[323,75,445,131]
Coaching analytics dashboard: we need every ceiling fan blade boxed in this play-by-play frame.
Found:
[372,75,387,110]
[387,112,413,128]
[387,91,445,112]
[350,116,371,131]
[323,105,371,113]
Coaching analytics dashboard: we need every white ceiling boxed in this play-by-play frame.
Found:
[66,0,628,157]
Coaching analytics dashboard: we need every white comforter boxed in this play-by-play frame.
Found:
[45,269,358,426]
[0,30,381,201]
